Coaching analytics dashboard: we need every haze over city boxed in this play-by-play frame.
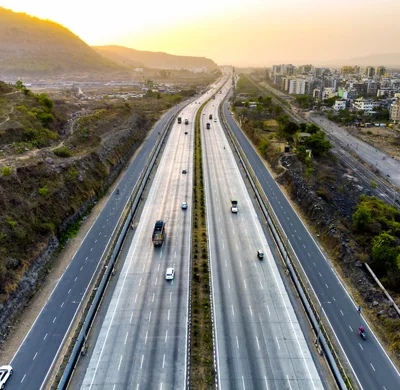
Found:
[1,0,400,66]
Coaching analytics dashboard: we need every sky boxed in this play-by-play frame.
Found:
[1,0,399,66]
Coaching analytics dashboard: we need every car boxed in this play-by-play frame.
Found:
[181,202,188,209]
[257,250,264,259]
[165,268,175,280]
[184,131,188,134]
[214,118,217,122]
[182,169,187,174]
[0,365,13,388]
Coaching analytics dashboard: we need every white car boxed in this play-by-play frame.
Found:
[165,268,175,280]
[214,118,217,122]
[0,365,13,389]
[181,202,188,210]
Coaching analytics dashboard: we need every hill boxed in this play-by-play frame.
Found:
[0,7,128,80]
[93,45,218,70]
[321,53,400,68]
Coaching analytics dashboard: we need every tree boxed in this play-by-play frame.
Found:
[353,204,372,231]
[304,131,332,156]
[371,232,399,276]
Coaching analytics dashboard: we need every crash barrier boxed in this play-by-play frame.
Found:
[219,97,350,390]
[56,103,187,389]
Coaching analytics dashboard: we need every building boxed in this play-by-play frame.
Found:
[366,66,375,78]
[288,78,308,94]
[375,66,386,77]
[353,98,373,112]
[322,88,336,99]
[334,100,347,111]
[390,100,400,122]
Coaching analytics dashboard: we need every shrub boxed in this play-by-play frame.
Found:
[53,147,72,158]
[38,187,49,196]
[370,180,377,189]
[6,216,17,230]
[1,166,12,176]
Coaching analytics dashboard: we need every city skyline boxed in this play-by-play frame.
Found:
[1,0,400,66]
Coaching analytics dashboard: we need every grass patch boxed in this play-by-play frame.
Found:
[190,99,215,388]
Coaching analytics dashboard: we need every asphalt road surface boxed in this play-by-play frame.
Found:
[7,98,191,390]
[77,80,227,389]
[310,114,400,188]
[201,89,324,389]
[223,91,400,390]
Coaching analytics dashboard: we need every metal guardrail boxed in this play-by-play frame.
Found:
[219,96,350,390]
[56,107,182,389]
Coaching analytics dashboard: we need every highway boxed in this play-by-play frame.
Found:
[222,90,400,389]
[7,98,191,390]
[202,89,324,389]
[77,81,226,389]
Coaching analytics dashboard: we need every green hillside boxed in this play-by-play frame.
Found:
[0,7,128,79]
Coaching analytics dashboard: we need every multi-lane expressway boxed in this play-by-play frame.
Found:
[77,83,224,389]
[222,89,400,389]
[7,97,192,390]
[202,90,324,389]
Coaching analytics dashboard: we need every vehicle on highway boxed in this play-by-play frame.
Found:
[257,250,264,259]
[0,365,13,389]
[214,118,217,122]
[182,169,187,174]
[184,131,188,134]
[165,268,175,280]
[209,114,213,119]
[230,112,234,115]
[181,202,188,209]
[152,220,165,246]
[177,117,182,124]
[231,199,238,213]
[206,123,211,129]
[184,119,189,125]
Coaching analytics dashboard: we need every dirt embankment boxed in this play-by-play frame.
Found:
[270,153,400,363]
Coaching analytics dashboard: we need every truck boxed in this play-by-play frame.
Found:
[152,220,165,246]
[231,199,238,213]
[185,119,189,125]
[177,117,182,124]
[206,123,211,129]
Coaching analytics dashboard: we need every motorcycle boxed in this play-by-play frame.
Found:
[359,330,366,340]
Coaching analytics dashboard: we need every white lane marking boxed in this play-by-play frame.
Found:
[170,292,172,302]
[244,280,247,289]
[85,256,88,261]
[74,277,77,282]
[318,273,322,277]
[53,317,56,323]
[68,289,71,294]
[232,306,235,316]
[313,262,316,267]
[140,355,144,369]
[264,376,269,389]
[95,239,97,243]
[174,251,176,258]
[124,332,129,345]
[370,363,375,371]
[240,260,242,268]
[359,343,363,350]
[286,375,293,390]
[236,336,239,349]
[236,243,239,250]
[80,266,83,271]
[325,284,329,289]
[340,310,344,316]
[266,305,271,316]
[155,277,158,285]
[308,253,311,257]
[303,245,306,249]
[33,352,38,360]
[152,293,155,302]
[276,337,280,350]
[145,331,148,344]
[143,264,146,272]
[242,376,246,390]
[332,296,336,301]
[260,280,264,290]
[162,354,166,368]
[139,277,142,286]
[165,330,168,343]
[135,294,138,303]
[158,264,160,271]
[228,280,231,289]
[149,311,152,322]
[349,326,353,332]
[168,310,170,321]
[61,302,64,308]
[43,333,48,341]
[256,337,260,350]
[90,247,93,252]
[99,232,101,236]
[249,305,253,316]
[160,251,163,259]
[225,259,227,267]
[118,355,123,370]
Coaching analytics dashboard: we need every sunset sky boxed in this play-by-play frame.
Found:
[1,0,399,66]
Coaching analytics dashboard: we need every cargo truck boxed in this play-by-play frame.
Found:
[177,117,182,124]
[231,199,238,213]
[152,220,165,246]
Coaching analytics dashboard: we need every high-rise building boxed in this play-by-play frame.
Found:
[390,100,400,122]
[366,66,375,78]
[375,66,386,77]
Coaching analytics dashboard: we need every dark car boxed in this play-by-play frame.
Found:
[257,250,264,259]
[182,169,187,174]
